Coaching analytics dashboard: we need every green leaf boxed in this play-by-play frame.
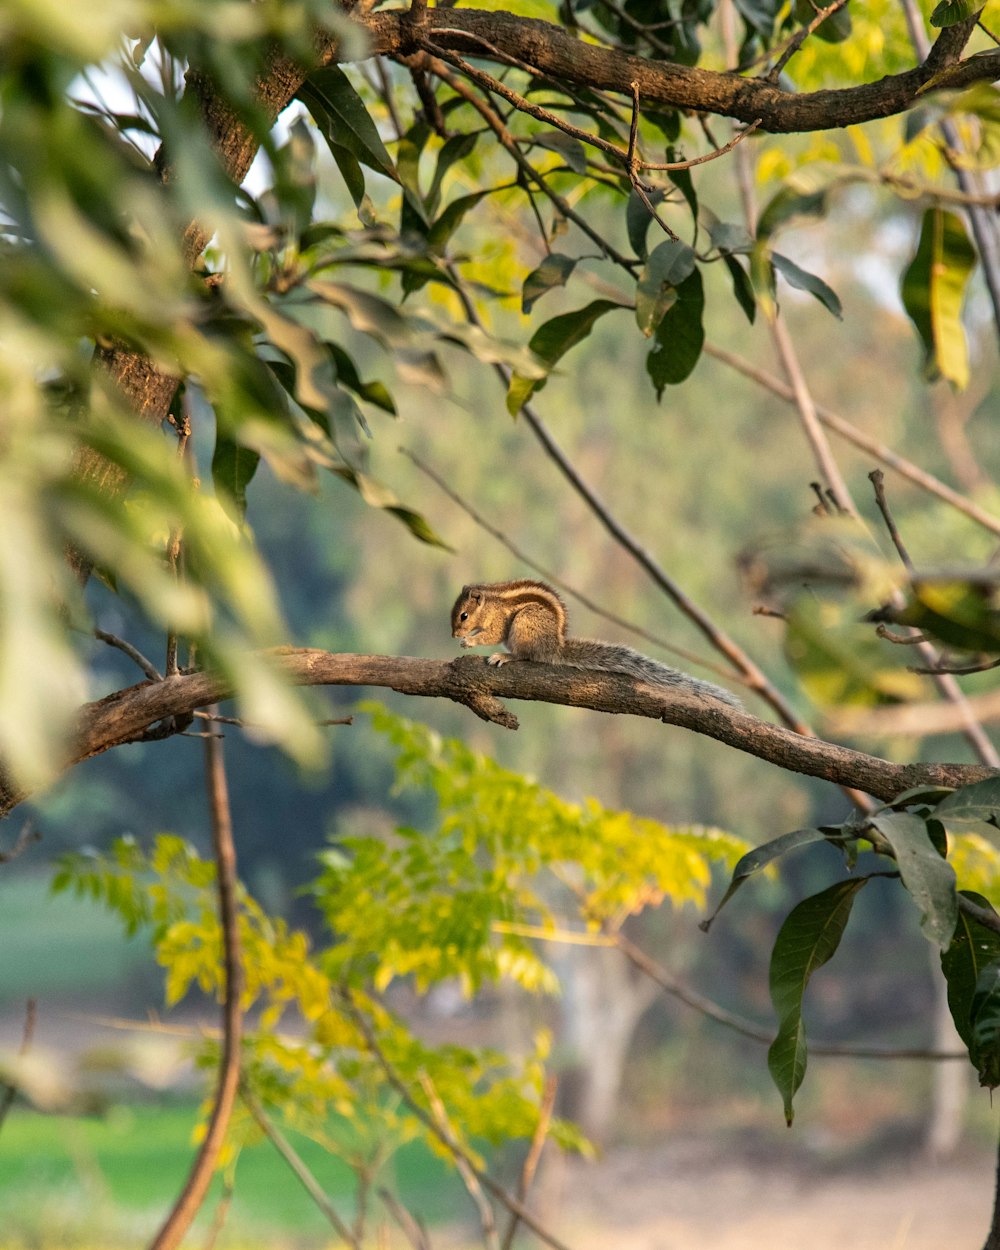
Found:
[627,187,663,260]
[870,811,958,948]
[757,187,829,241]
[532,131,588,175]
[930,0,980,26]
[941,892,1000,1083]
[935,778,1000,829]
[507,300,625,414]
[700,828,829,932]
[901,208,976,389]
[771,252,842,319]
[971,961,1000,1086]
[709,221,754,255]
[327,344,396,414]
[645,268,704,393]
[635,240,695,337]
[794,0,851,41]
[298,69,398,185]
[522,254,579,314]
[211,436,260,523]
[428,132,479,217]
[768,878,867,1123]
[327,142,376,226]
[723,254,757,323]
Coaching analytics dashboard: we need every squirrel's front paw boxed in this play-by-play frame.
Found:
[487,653,511,667]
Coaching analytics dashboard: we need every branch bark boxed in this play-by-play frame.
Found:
[1,651,992,820]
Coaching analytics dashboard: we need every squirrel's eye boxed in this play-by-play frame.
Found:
[460,611,468,621]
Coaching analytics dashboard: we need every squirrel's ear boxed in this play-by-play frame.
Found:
[470,590,482,603]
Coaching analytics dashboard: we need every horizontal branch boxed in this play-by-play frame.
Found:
[2,650,992,820]
[350,9,997,133]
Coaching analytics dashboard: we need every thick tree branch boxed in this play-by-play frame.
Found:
[1,652,993,820]
[355,9,994,133]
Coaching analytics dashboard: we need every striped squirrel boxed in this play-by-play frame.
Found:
[451,579,740,707]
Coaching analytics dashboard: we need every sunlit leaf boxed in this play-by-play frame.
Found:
[901,208,976,389]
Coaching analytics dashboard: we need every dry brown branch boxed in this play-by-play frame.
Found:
[0,651,989,822]
[148,709,243,1250]
[94,629,163,682]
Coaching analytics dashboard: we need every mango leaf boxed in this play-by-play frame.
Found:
[757,186,829,240]
[935,778,1000,829]
[772,252,842,319]
[646,267,704,393]
[880,578,1000,652]
[522,253,579,314]
[700,827,829,932]
[901,208,976,389]
[723,254,757,322]
[506,299,625,414]
[870,811,958,948]
[427,132,479,217]
[626,186,664,259]
[930,0,980,26]
[327,343,396,414]
[709,221,753,255]
[298,69,398,185]
[212,436,260,523]
[635,240,695,337]
[768,878,867,1123]
[970,962,1000,1086]
[332,465,451,549]
[794,0,850,40]
[941,892,1000,1085]
[533,131,588,174]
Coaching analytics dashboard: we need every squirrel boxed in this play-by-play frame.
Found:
[451,579,741,707]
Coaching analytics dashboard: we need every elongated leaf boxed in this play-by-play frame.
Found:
[768,878,867,1123]
[930,0,980,26]
[935,777,1000,832]
[971,962,1000,1086]
[646,268,704,393]
[700,827,829,932]
[871,811,958,947]
[723,254,756,323]
[522,253,579,314]
[901,208,976,389]
[772,252,842,319]
[627,186,664,260]
[533,131,588,174]
[507,299,625,414]
[635,240,695,337]
[299,69,398,184]
[212,436,260,523]
[941,892,1000,1084]
[327,343,396,414]
[428,132,479,217]
[757,187,829,240]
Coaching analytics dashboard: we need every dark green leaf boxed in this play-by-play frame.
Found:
[428,132,479,217]
[971,962,1000,1086]
[507,299,626,414]
[870,811,958,948]
[768,878,867,1123]
[734,0,781,39]
[881,784,956,812]
[723,254,757,323]
[935,778,1000,828]
[522,253,579,314]
[428,188,498,248]
[772,252,842,319]
[328,344,396,414]
[627,187,664,260]
[710,221,754,254]
[327,142,376,226]
[646,268,704,393]
[794,0,851,40]
[667,160,698,222]
[700,827,829,932]
[299,69,398,184]
[943,893,1000,1073]
[901,208,976,389]
[757,187,829,241]
[211,437,260,523]
[533,131,588,175]
[635,240,696,337]
[930,0,980,26]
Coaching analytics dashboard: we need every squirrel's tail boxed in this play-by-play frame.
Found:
[586,643,742,708]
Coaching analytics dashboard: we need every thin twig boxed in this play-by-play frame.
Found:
[870,469,914,571]
[378,1189,432,1250]
[639,119,761,171]
[241,1083,362,1248]
[94,629,163,682]
[419,1073,500,1250]
[344,995,578,1250]
[0,821,41,865]
[704,339,1000,540]
[500,1076,557,1250]
[911,656,1000,676]
[766,0,850,82]
[875,624,927,646]
[0,999,37,1134]
[165,409,192,679]
[401,445,744,686]
[148,705,244,1250]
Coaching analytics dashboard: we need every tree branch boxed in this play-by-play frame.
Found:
[356,8,995,134]
[0,651,992,822]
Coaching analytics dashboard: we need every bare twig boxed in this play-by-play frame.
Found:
[639,119,761,171]
[911,656,1000,676]
[148,706,243,1250]
[766,0,850,82]
[94,629,163,682]
[0,821,41,865]
[703,342,1000,540]
[379,1189,432,1250]
[420,1073,500,1250]
[0,999,37,1134]
[870,469,914,571]
[241,1084,362,1248]
[345,995,579,1250]
[165,409,192,680]
[501,1076,557,1250]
